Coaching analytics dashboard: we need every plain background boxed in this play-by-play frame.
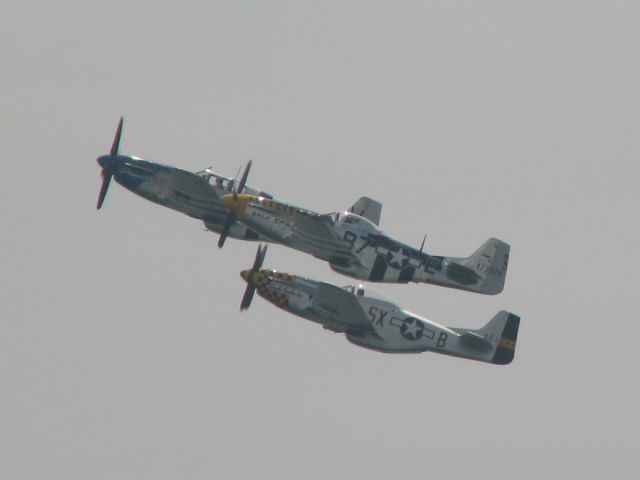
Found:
[2,2,639,479]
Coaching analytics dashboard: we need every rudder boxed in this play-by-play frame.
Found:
[461,238,510,294]
[488,311,520,365]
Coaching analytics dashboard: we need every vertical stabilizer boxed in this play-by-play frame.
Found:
[348,197,382,226]
[455,311,520,365]
[476,311,520,365]
[489,312,520,365]
[458,238,510,294]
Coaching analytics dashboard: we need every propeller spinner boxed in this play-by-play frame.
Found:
[239,243,268,311]
[96,117,123,210]
[218,159,252,248]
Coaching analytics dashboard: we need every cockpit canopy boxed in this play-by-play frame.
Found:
[338,212,379,232]
[342,284,393,302]
[208,172,235,190]
[196,169,230,185]
[195,168,272,197]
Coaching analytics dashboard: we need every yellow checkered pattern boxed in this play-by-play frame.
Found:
[252,270,292,308]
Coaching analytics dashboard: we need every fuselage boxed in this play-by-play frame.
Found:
[224,194,488,290]
[241,268,501,362]
[97,153,271,241]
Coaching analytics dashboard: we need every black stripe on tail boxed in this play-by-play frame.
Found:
[492,314,520,365]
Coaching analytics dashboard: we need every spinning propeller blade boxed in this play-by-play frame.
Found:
[217,214,235,248]
[240,244,267,311]
[110,117,123,156]
[235,159,252,199]
[96,117,123,210]
[96,169,112,210]
[218,160,252,248]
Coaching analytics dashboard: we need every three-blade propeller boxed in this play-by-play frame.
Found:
[96,117,123,210]
[240,244,268,311]
[218,159,252,248]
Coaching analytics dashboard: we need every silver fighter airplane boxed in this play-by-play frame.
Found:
[239,246,520,364]
[222,192,510,294]
[95,118,273,246]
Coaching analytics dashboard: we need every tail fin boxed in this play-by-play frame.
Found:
[457,238,510,294]
[456,311,521,365]
[348,197,382,226]
[485,311,520,365]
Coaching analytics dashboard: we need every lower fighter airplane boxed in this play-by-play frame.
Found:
[222,192,510,294]
[239,246,520,364]
[95,117,272,246]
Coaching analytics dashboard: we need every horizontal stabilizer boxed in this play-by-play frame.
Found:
[452,310,520,365]
[460,331,494,352]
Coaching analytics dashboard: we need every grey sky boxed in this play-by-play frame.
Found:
[2,2,639,479]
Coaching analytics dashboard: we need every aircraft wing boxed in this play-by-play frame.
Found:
[312,283,379,338]
[167,169,216,197]
[291,210,358,265]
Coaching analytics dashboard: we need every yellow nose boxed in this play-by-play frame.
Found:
[222,193,253,220]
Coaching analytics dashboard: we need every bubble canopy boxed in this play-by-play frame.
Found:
[341,284,394,303]
[338,212,379,231]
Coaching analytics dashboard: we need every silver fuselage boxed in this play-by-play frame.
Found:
[97,154,271,241]
[242,268,507,362]
[227,195,493,290]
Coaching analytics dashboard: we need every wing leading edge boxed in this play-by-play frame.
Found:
[291,210,359,266]
[312,283,379,338]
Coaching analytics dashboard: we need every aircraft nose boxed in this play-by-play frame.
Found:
[240,269,252,283]
[97,155,110,168]
[222,194,249,220]
[97,154,127,172]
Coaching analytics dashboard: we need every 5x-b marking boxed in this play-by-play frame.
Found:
[368,305,389,326]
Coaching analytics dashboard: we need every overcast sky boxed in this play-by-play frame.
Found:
[2,2,639,479]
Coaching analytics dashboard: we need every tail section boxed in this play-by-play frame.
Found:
[348,197,382,226]
[455,238,510,295]
[455,311,521,365]
[489,312,520,365]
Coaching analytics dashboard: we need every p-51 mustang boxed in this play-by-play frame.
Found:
[95,117,272,246]
[222,192,510,294]
[239,246,519,364]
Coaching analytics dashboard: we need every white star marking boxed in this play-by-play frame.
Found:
[388,248,406,268]
[402,319,422,339]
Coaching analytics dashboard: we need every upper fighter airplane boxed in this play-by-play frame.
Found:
[239,245,519,364]
[95,117,272,246]
[222,191,510,294]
